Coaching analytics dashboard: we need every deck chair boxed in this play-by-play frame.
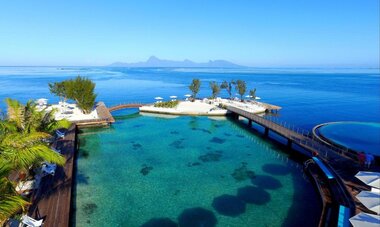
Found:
[21,215,43,227]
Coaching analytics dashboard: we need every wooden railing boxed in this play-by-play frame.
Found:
[108,103,145,112]
[226,106,358,161]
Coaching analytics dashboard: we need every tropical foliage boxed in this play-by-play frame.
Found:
[154,100,179,108]
[0,162,29,222]
[209,81,220,99]
[189,79,201,99]
[249,88,257,100]
[49,76,97,114]
[220,80,235,99]
[0,98,67,221]
[235,80,246,101]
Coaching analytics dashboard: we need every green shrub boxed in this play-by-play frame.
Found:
[154,100,179,108]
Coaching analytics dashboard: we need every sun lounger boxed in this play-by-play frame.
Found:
[15,180,38,196]
[55,130,65,138]
[41,163,57,176]
[21,215,43,227]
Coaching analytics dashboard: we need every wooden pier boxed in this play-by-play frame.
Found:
[28,124,77,227]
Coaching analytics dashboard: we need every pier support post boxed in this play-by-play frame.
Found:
[264,127,269,137]
[287,139,292,149]
[248,120,252,127]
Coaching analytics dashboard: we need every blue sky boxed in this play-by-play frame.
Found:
[0,0,379,67]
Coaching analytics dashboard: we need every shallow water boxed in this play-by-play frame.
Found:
[318,122,380,156]
[74,114,321,227]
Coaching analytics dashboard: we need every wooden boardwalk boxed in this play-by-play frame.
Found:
[227,106,356,161]
[28,124,77,227]
[108,103,144,112]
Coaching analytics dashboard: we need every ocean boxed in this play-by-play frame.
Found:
[1,67,379,226]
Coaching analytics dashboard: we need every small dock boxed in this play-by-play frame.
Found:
[258,101,282,112]
[72,102,115,127]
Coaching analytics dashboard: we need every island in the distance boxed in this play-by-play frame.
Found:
[107,56,245,68]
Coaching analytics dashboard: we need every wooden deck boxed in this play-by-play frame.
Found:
[28,124,77,227]
[72,102,115,127]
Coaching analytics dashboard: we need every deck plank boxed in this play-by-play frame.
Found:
[28,124,76,227]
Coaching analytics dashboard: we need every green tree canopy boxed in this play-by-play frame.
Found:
[249,88,256,100]
[49,76,97,114]
[235,80,246,101]
[209,81,221,99]
[189,79,201,99]
[220,80,235,99]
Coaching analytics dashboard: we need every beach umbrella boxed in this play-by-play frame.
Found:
[349,212,380,227]
[356,171,380,189]
[170,96,177,99]
[245,95,252,98]
[184,94,191,97]
[255,97,261,100]
[154,97,163,100]
[356,191,380,214]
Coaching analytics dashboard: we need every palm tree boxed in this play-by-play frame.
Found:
[0,131,65,171]
[5,98,70,134]
[0,162,29,223]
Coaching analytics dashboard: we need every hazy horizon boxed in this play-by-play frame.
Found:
[0,1,379,67]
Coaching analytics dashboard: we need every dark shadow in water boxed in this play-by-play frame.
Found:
[187,162,201,167]
[231,162,255,182]
[140,165,153,176]
[236,134,245,138]
[251,175,282,190]
[133,124,145,128]
[170,130,180,135]
[224,133,232,137]
[209,137,226,144]
[132,143,143,150]
[198,152,222,162]
[79,149,90,158]
[170,140,185,149]
[262,164,291,176]
[140,218,178,227]
[192,127,212,134]
[211,194,246,217]
[76,172,90,185]
[82,203,97,215]
[178,207,217,227]
[237,186,271,205]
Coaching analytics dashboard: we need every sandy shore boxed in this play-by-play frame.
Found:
[139,99,267,116]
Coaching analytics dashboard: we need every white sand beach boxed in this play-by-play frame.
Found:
[139,98,267,116]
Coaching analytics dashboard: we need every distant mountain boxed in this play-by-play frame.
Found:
[108,56,244,68]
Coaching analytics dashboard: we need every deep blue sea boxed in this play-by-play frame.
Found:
[1,67,379,129]
[1,67,379,226]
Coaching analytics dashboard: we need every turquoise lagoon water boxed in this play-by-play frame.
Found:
[318,122,380,156]
[74,112,321,227]
[1,67,379,226]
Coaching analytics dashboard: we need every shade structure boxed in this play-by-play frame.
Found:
[356,191,380,214]
[245,95,252,98]
[154,97,163,100]
[184,94,191,97]
[356,171,380,189]
[255,97,261,100]
[169,96,177,99]
[349,212,380,227]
